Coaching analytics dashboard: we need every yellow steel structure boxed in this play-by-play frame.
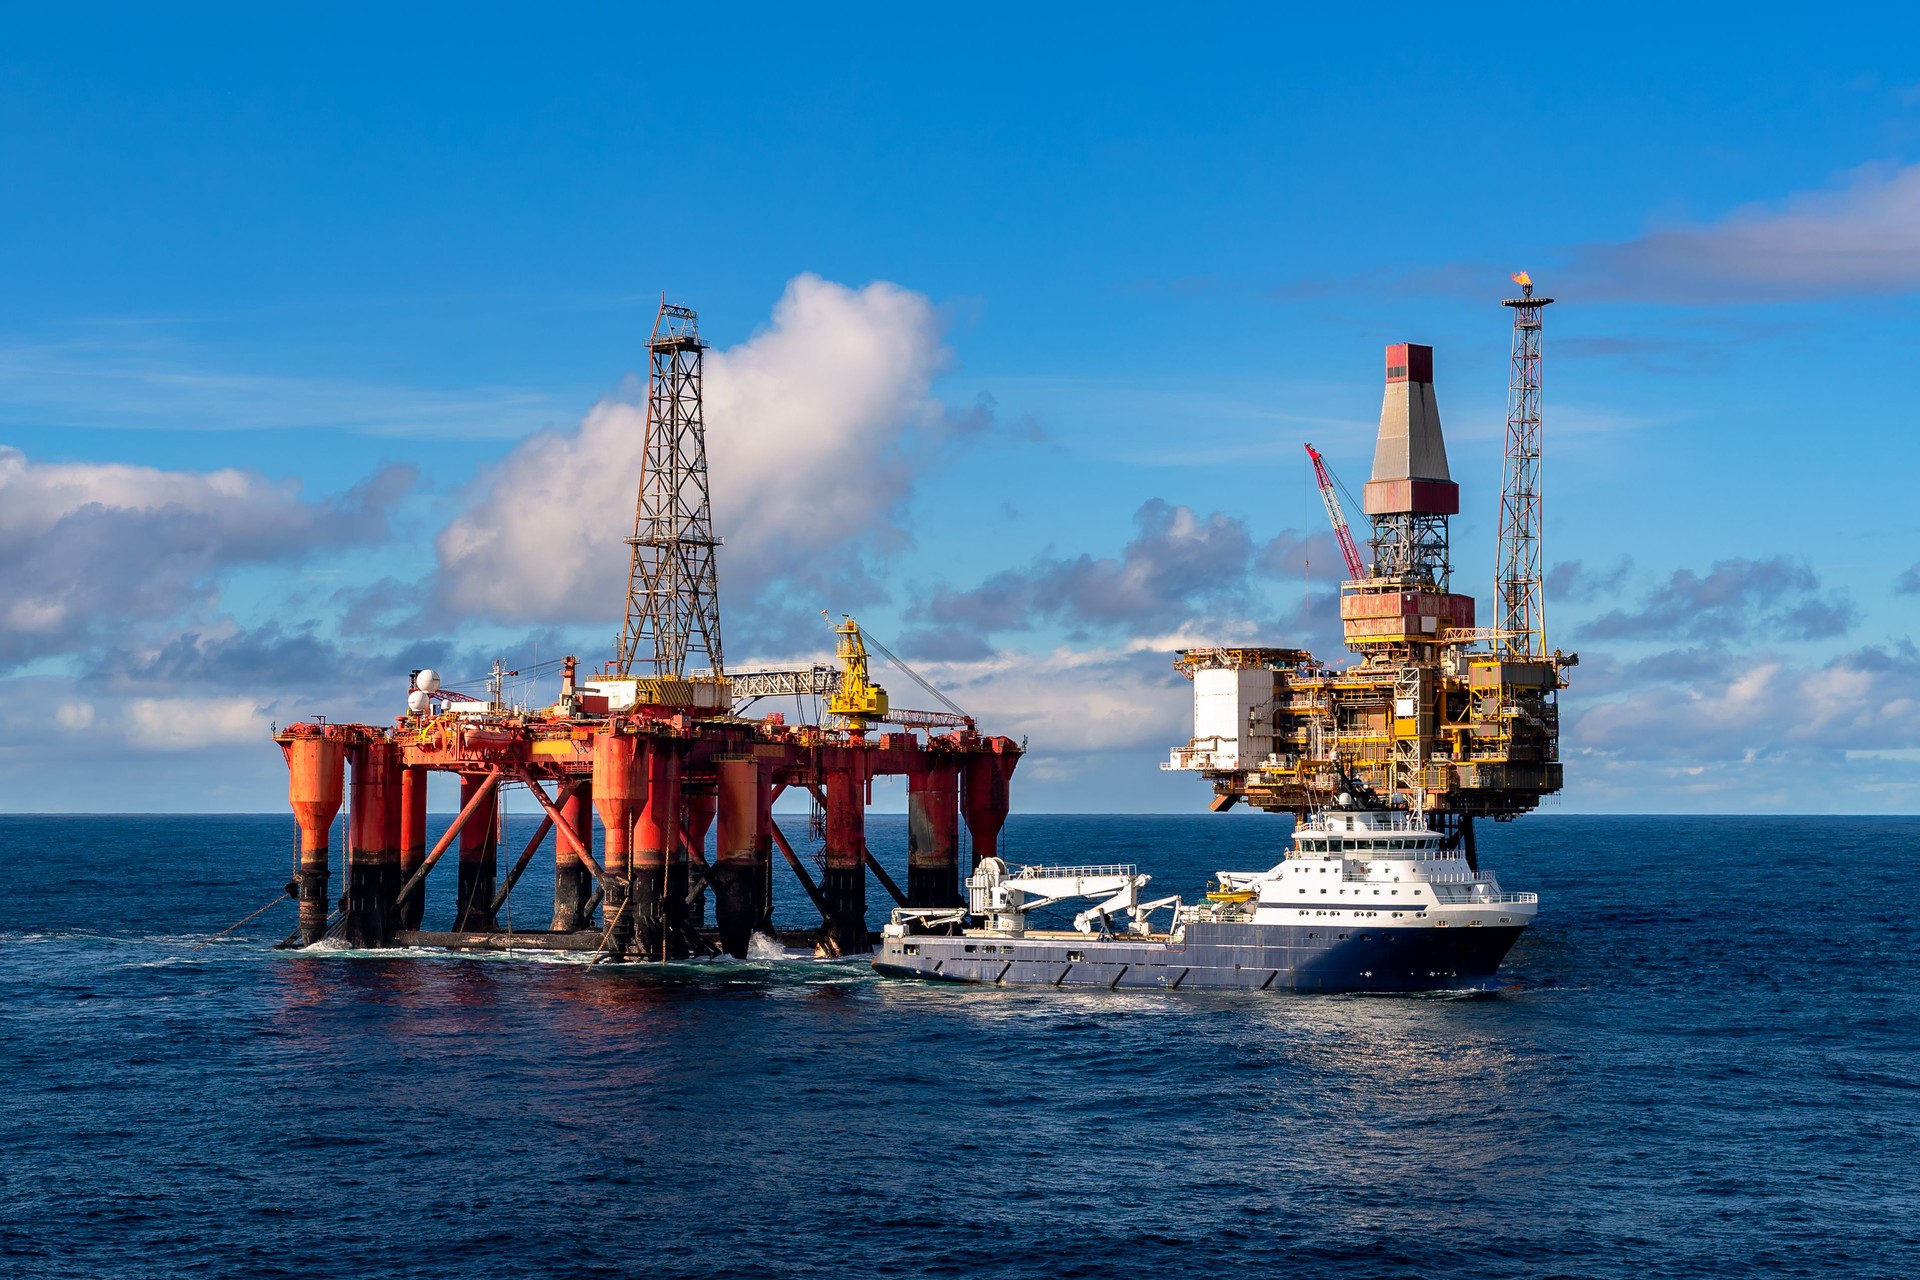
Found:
[826,617,889,729]
[1169,629,1573,820]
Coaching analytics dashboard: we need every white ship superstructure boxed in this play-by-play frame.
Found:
[1207,807,1537,934]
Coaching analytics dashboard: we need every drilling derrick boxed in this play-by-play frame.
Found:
[1497,274,1554,658]
[616,299,726,679]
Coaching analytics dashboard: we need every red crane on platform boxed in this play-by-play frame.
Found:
[1304,443,1367,581]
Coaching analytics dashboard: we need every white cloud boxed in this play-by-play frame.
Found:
[1570,644,1920,764]
[124,697,272,750]
[55,701,94,731]
[1573,161,1920,301]
[433,274,957,625]
[0,446,411,667]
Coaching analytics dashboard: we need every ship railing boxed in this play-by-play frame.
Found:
[1013,863,1140,880]
[1427,886,1538,904]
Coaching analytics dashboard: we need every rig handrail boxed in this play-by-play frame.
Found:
[1011,863,1140,880]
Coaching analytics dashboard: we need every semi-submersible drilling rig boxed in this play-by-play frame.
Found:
[272,301,1020,961]
[1166,278,1573,858]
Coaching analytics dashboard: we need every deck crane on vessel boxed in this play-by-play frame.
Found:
[1305,443,1367,581]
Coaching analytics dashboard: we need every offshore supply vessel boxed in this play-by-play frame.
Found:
[874,790,1536,991]
[874,281,1569,992]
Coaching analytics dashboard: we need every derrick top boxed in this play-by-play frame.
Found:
[1365,342,1459,517]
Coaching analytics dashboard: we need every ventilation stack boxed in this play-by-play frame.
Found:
[1340,344,1476,649]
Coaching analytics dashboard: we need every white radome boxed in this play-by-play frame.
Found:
[407,689,430,715]
[414,669,442,693]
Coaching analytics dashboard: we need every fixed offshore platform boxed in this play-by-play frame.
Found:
[273,301,1020,961]
[1167,277,1573,859]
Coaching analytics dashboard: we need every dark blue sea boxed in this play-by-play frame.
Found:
[2,813,1916,1279]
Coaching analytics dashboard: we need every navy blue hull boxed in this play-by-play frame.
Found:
[874,920,1527,993]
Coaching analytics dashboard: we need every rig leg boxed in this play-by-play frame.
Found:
[344,741,402,947]
[683,785,717,931]
[713,758,762,958]
[454,773,499,931]
[821,757,868,956]
[906,764,961,907]
[635,742,685,959]
[753,776,776,936]
[591,733,642,958]
[282,735,345,946]
[961,749,1017,869]
[398,764,428,931]
[552,780,595,931]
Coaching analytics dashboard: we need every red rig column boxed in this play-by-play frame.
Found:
[821,753,868,956]
[753,763,776,935]
[591,731,642,956]
[397,764,428,931]
[683,784,717,930]
[713,757,762,957]
[906,763,962,907]
[344,740,402,947]
[454,773,499,931]
[552,778,595,932]
[962,748,1019,869]
[634,741,685,959]
[283,734,345,945]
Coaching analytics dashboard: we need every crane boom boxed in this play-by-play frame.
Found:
[1304,443,1367,581]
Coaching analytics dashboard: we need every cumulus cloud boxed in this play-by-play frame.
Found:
[0,448,413,669]
[919,499,1260,636]
[433,274,985,630]
[124,696,273,750]
[1569,161,1920,302]
[1571,643,1920,765]
[913,499,1340,647]
[1579,557,1854,643]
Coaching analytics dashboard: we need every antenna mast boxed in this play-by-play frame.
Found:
[1497,274,1553,659]
[615,299,726,678]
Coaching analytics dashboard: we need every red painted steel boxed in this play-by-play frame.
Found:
[454,773,499,931]
[344,741,403,947]
[1385,342,1433,383]
[906,764,961,907]
[821,753,868,956]
[398,764,428,930]
[553,779,596,931]
[280,707,1024,953]
[683,784,717,929]
[713,757,761,957]
[634,740,684,958]
[282,734,345,945]
[590,732,642,951]
[961,748,1017,869]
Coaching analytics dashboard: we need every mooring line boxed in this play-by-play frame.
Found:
[189,892,291,953]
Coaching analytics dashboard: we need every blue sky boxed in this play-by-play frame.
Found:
[7,6,1920,812]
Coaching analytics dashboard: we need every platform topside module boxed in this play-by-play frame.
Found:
[1166,278,1574,851]
[274,299,1021,962]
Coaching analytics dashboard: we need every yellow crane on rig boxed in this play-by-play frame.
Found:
[727,615,974,733]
